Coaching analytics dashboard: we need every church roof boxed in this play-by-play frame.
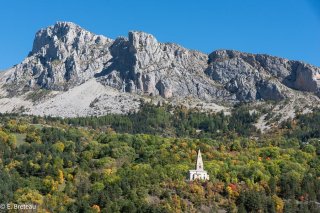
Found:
[196,149,204,171]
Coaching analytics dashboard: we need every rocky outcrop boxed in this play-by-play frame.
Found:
[97,31,227,101]
[285,62,320,94]
[205,50,284,101]
[205,50,320,101]
[1,22,320,107]
[4,22,113,94]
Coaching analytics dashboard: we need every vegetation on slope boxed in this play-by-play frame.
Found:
[0,104,319,212]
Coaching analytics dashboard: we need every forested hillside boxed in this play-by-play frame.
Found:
[0,104,320,212]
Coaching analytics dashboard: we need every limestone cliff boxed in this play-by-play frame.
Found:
[0,22,320,117]
[4,22,113,94]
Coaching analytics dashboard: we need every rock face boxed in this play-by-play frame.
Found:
[205,50,320,101]
[96,31,230,101]
[4,22,113,94]
[1,21,320,117]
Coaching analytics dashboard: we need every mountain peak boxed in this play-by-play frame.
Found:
[3,22,114,91]
[43,21,83,35]
[1,21,320,117]
[31,22,86,54]
[54,21,79,28]
[128,31,158,41]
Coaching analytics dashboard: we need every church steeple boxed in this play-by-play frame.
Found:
[188,149,209,181]
[196,149,204,171]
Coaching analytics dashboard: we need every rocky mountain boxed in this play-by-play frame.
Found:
[206,50,320,101]
[0,22,319,125]
[2,22,113,94]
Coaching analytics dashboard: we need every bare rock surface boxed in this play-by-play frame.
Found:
[0,22,320,119]
[205,50,320,101]
[0,79,140,117]
[4,22,113,94]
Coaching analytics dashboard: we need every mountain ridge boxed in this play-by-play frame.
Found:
[0,22,319,129]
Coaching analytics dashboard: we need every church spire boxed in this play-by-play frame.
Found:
[188,149,209,181]
[196,149,204,171]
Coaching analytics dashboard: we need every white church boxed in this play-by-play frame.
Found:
[188,149,209,181]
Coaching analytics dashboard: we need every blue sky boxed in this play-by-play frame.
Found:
[0,0,319,70]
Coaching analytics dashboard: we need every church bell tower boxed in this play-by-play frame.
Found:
[188,149,209,181]
[196,149,204,171]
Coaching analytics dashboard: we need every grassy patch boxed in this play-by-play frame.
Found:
[30,124,44,130]
[13,133,26,147]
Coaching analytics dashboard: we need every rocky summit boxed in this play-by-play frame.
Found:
[0,22,319,122]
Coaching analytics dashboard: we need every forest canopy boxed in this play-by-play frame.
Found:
[0,104,319,212]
